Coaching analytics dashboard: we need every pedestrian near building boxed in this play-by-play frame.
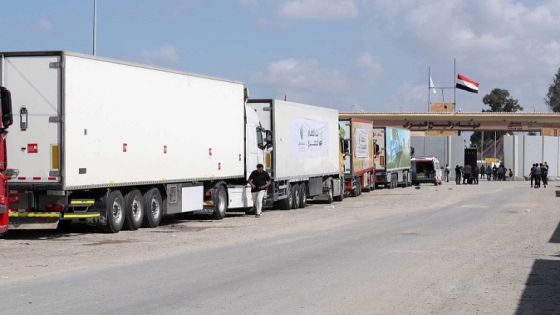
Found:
[455,164,462,185]
[530,163,536,188]
[445,164,450,182]
[540,163,548,188]
[480,165,486,180]
[473,165,479,184]
[486,165,492,180]
[248,164,271,217]
[463,164,472,184]
[534,163,542,188]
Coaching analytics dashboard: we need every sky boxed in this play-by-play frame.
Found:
[1,0,559,113]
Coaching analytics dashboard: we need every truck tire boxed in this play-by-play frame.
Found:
[292,184,300,209]
[278,184,292,210]
[334,178,344,202]
[57,219,73,231]
[211,185,227,220]
[350,178,359,197]
[357,180,362,196]
[326,184,334,204]
[104,190,125,233]
[362,174,371,192]
[142,188,163,228]
[298,183,307,208]
[124,190,144,230]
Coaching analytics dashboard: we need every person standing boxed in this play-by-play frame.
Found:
[445,164,450,182]
[480,165,486,180]
[486,165,492,180]
[463,164,472,184]
[248,164,271,217]
[540,163,548,188]
[473,165,479,184]
[530,163,536,188]
[455,164,462,185]
[534,163,542,188]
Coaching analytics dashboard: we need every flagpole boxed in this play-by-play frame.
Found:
[428,66,431,112]
[453,57,456,112]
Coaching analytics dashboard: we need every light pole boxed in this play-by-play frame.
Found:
[92,0,97,56]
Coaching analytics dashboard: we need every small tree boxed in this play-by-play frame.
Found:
[546,67,560,112]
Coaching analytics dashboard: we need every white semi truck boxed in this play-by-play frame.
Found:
[3,51,341,233]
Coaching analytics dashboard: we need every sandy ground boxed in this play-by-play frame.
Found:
[0,180,559,314]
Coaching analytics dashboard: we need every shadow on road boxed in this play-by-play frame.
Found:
[515,259,560,314]
[549,219,560,243]
[516,217,560,314]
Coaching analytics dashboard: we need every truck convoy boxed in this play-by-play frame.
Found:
[339,118,375,196]
[0,86,13,236]
[2,51,342,233]
[373,127,412,188]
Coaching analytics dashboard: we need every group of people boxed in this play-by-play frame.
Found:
[453,163,513,185]
[480,164,513,181]
[530,162,549,188]
[454,164,479,184]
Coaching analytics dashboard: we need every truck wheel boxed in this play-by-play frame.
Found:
[124,190,144,230]
[142,188,163,228]
[104,190,125,233]
[334,178,344,202]
[278,185,292,210]
[211,185,227,220]
[298,183,307,208]
[362,174,371,192]
[357,180,362,196]
[291,184,299,209]
[326,185,334,204]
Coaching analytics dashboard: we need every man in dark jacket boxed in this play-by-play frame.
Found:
[473,165,479,184]
[463,164,472,184]
[455,164,462,185]
[248,164,271,217]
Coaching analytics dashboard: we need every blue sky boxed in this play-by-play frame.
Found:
[1,0,559,113]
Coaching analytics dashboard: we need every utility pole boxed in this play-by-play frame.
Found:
[92,0,97,56]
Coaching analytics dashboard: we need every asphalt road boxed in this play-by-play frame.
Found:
[1,181,559,314]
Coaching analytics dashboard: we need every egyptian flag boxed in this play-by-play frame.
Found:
[456,73,479,93]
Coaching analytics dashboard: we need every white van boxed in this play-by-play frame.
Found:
[411,157,443,186]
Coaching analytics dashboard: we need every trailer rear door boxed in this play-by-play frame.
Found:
[3,55,61,185]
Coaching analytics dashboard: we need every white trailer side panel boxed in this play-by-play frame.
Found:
[4,55,61,184]
[63,55,245,189]
[273,100,339,179]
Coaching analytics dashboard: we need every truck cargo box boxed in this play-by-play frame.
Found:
[4,51,246,191]
[247,99,340,180]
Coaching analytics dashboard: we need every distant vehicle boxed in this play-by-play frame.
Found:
[411,157,442,186]
[339,118,375,197]
[373,127,412,188]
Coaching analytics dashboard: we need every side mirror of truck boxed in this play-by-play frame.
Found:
[0,87,13,129]
[343,139,351,155]
[265,130,272,148]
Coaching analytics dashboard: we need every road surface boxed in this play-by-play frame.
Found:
[0,181,559,314]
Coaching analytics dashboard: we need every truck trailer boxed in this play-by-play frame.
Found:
[247,99,343,207]
[3,51,341,233]
[339,118,375,196]
[373,127,412,188]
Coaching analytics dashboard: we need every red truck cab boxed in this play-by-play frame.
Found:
[0,86,13,236]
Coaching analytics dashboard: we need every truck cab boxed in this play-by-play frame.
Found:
[0,86,13,236]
